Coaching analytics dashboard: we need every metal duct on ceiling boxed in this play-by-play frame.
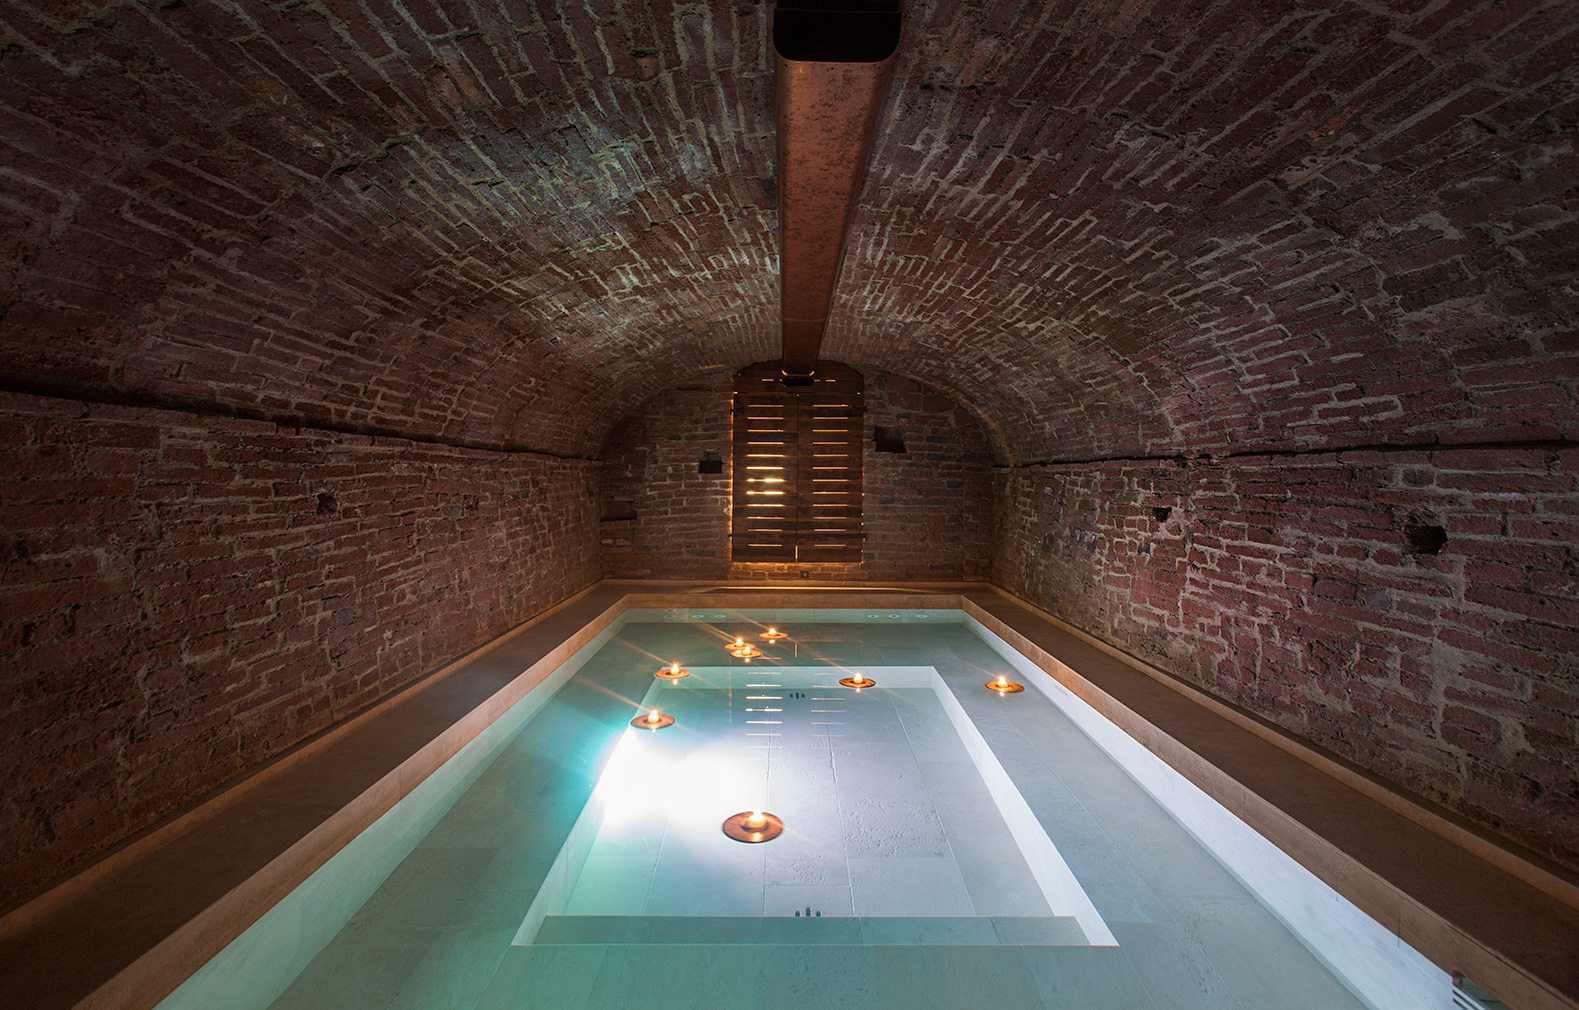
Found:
[773,2,902,378]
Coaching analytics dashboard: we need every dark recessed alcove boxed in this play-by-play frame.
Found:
[1404,516,1448,556]
[874,426,907,453]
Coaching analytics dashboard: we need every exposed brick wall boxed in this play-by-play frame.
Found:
[827,0,1579,463]
[600,369,992,581]
[0,0,783,459]
[993,448,1579,871]
[0,0,1573,895]
[0,1,1571,463]
[0,391,600,905]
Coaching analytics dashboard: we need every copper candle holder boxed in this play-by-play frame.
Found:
[726,636,762,659]
[758,627,788,640]
[722,810,784,843]
[631,709,675,730]
[986,675,1024,694]
[655,662,691,680]
[839,674,876,689]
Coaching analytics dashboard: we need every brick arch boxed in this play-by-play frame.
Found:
[0,0,1570,469]
[0,0,1576,905]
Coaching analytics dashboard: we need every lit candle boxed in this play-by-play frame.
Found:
[647,709,662,724]
[767,627,776,635]
[745,810,767,829]
[735,637,745,647]
[671,662,680,674]
[997,676,1008,688]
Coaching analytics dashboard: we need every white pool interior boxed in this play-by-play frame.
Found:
[518,666,1112,946]
[156,609,1451,1010]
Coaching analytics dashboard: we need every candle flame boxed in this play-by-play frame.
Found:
[746,810,766,827]
[997,675,1008,687]
[647,709,661,723]
[671,662,680,673]
[736,637,744,646]
[768,627,776,634]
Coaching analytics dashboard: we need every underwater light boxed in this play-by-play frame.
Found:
[722,809,783,843]
[631,709,675,730]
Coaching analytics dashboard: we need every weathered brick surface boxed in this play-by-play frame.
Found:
[994,451,1579,871]
[0,0,1574,902]
[600,369,992,581]
[826,0,1579,463]
[0,1,1572,461]
[0,0,782,458]
[0,391,600,905]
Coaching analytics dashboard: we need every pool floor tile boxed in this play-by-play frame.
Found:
[847,856,976,916]
[870,945,1046,1010]
[268,923,431,1010]
[473,945,607,1010]
[386,925,516,1010]
[1023,945,1158,1009]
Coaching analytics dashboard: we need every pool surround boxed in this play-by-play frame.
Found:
[1,583,1576,1010]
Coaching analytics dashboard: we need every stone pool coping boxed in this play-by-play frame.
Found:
[0,580,1574,1010]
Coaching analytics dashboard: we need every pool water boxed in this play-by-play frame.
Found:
[171,613,1442,1010]
[522,665,1108,946]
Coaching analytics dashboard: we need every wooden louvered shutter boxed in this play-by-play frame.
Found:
[732,381,798,561]
[793,376,862,562]
[731,362,863,563]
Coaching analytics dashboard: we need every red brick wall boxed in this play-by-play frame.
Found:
[0,391,600,905]
[993,448,1579,871]
[7,0,1570,471]
[600,369,992,581]
[0,0,1571,900]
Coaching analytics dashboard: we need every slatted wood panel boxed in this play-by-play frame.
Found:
[732,361,863,563]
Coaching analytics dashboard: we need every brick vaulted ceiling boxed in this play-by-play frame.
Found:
[0,0,1574,463]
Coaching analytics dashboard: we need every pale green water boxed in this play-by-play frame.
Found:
[249,615,1386,1009]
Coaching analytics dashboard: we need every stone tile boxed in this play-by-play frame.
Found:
[840,797,951,858]
[950,831,1054,916]
[1173,896,1368,1010]
[743,944,882,1008]
[764,883,855,918]
[762,834,850,887]
[990,916,1089,945]
[644,840,766,916]
[581,944,756,1010]
[387,925,516,1010]
[859,916,998,945]
[563,854,655,915]
[472,945,606,1010]
[833,762,934,803]
[848,856,976,916]
[1022,945,1158,1009]
[268,923,430,1010]
[350,847,498,929]
[1110,920,1249,1010]
[870,945,1045,1010]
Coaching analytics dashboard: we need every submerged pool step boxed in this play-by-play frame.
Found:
[533,914,1088,947]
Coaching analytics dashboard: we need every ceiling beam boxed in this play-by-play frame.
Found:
[773,3,901,377]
